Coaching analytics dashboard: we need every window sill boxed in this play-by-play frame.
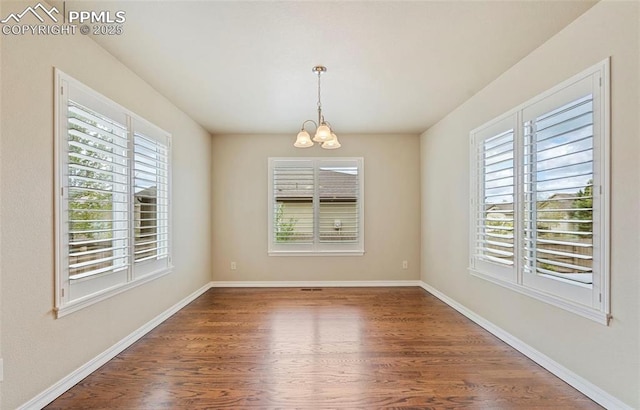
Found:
[268,250,365,257]
[56,266,173,318]
[468,267,611,326]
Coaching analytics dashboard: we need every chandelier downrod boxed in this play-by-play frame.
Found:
[314,65,326,126]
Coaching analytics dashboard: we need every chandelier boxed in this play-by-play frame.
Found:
[294,65,341,149]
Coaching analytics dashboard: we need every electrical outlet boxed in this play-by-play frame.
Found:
[230,261,237,270]
[402,260,408,269]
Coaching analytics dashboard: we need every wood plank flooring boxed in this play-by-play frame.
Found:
[46,287,601,409]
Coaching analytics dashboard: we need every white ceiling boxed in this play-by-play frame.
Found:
[70,1,596,135]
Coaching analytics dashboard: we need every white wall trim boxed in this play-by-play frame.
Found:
[418,281,632,410]
[18,281,214,410]
[211,280,420,288]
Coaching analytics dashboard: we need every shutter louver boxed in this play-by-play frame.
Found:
[67,100,129,280]
[319,167,359,243]
[134,132,170,262]
[273,166,315,243]
[476,129,515,266]
[524,94,594,285]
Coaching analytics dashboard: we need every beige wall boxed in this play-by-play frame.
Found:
[420,1,639,407]
[0,1,213,408]
[211,133,420,282]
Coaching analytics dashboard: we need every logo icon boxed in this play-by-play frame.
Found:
[1,2,59,24]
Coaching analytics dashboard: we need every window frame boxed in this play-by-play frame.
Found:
[268,157,365,256]
[469,59,610,325]
[54,69,173,318]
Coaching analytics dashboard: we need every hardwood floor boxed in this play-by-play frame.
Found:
[46,287,601,409]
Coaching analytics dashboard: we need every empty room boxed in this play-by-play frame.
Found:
[0,0,638,408]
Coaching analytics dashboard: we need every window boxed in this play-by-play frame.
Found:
[268,158,364,255]
[470,59,610,324]
[55,69,172,317]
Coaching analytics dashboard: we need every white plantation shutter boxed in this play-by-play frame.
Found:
[272,162,315,244]
[62,88,131,302]
[478,129,515,265]
[56,70,172,316]
[471,116,516,280]
[524,94,594,285]
[67,100,130,280]
[269,158,364,255]
[319,165,360,243]
[133,128,170,268]
[520,71,604,308]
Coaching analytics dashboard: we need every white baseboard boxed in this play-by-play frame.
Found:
[18,282,214,410]
[418,281,632,410]
[211,280,421,288]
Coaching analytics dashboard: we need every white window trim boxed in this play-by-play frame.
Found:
[469,59,610,325]
[54,69,173,318]
[268,157,365,256]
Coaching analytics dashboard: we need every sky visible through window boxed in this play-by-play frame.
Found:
[483,94,593,205]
